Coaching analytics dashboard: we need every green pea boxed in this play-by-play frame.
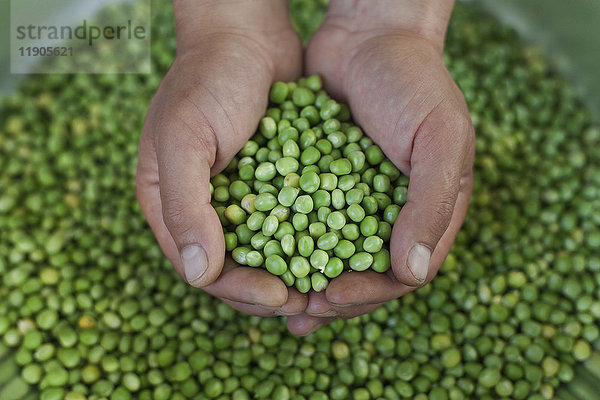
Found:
[301,146,321,165]
[363,236,384,253]
[312,190,331,208]
[365,145,385,165]
[337,175,355,192]
[324,257,344,278]
[320,99,341,120]
[267,150,282,164]
[274,221,295,240]
[346,188,365,205]
[303,164,321,175]
[319,173,338,190]
[298,236,315,258]
[345,204,365,223]
[280,270,296,287]
[283,172,300,188]
[371,249,391,273]
[292,87,315,107]
[235,224,254,244]
[377,221,392,241]
[360,216,379,236]
[224,205,247,225]
[332,189,345,209]
[262,215,279,237]
[263,240,284,258]
[231,246,250,265]
[265,255,287,276]
[275,157,299,176]
[349,252,374,271]
[292,213,309,231]
[311,272,329,292]
[229,181,251,201]
[308,222,327,239]
[330,159,352,176]
[249,232,268,252]
[327,132,347,149]
[317,207,332,224]
[334,240,356,260]
[299,171,320,193]
[254,162,277,182]
[254,193,278,212]
[315,139,333,155]
[342,224,360,241]
[265,107,281,122]
[269,205,289,222]
[278,127,299,146]
[282,140,301,159]
[240,194,257,213]
[282,109,298,121]
[300,106,320,125]
[212,174,230,187]
[270,82,289,104]
[298,128,317,149]
[281,234,296,257]
[294,195,314,214]
[260,117,277,138]
[383,204,401,224]
[327,211,346,230]
[318,154,334,173]
[317,232,339,251]
[295,276,311,294]
[373,174,391,193]
[310,250,329,271]
[213,186,230,202]
[246,212,266,231]
[290,256,311,278]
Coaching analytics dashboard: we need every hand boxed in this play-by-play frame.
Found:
[286,0,475,335]
[136,1,308,317]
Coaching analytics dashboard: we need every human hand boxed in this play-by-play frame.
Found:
[136,0,308,317]
[286,0,475,335]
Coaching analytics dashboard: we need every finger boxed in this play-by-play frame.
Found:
[326,270,413,306]
[389,105,474,286]
[220,286,307,317]
[286,314,337,337]
[154,113,225,289]
[305,291,338,317]
[427,170,473,277]
[332,303,383,319]
[202,256,289,307]
[306,289,384,318]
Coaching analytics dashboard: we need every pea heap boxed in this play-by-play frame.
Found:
[1,0,600,399]
[211,76,407,292]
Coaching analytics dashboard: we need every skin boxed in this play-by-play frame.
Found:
[136,0,475,335]
[136,0,307,316]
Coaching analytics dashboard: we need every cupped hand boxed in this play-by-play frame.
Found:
[287,16,475,335]
[135,15,308,317]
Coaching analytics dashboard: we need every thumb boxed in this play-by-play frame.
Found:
[390,110,472,286]
[155,116,225,288]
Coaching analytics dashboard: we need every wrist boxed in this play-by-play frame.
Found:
[173,0,293,56]
[325,0,454,52]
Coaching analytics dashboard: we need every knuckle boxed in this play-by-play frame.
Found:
[427,196,455,239]
[160,188,194,237]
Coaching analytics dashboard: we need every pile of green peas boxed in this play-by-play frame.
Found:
[0,0,600,399]
[210,76,409,292]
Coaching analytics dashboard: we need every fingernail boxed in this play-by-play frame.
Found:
[408,244,430,283]
[181,245,208,287]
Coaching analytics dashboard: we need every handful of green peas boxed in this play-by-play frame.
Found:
[210,76,409,293]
